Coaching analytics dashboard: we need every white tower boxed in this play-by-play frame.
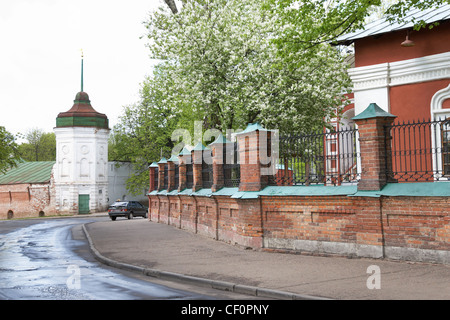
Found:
[54,55,110,214]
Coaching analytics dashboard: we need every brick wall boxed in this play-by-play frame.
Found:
[0,182,56,219]
[148,191,449,263]
[382,197,450,252]
[148,117,450,264]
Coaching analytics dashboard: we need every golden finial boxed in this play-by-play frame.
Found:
[80,49,84,92]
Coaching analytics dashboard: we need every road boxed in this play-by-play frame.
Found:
[0,217,254,300]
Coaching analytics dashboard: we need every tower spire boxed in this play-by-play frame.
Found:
[81,49,84,92]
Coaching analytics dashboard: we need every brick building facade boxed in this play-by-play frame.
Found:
[0,161,56,219]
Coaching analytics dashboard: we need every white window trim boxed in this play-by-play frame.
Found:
[430,83,450,180]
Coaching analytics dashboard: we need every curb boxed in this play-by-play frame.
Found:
[81,223,330,300]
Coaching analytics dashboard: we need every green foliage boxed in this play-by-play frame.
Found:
[384,0,450,30]
[17,128,56,161]
[265,0,382,46]
[0,126,20,174]
[109,63,182,195]
[267,0,450,47]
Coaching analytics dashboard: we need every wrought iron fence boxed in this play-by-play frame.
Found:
[186,162,194,189]
[163,163,168,190]
[174,164,179,188]
[201,142,241,188]
[384,117,450,182]
[152,167,159,191]
[223,142,240,187]
[269,126,360,186]
[202,154,213,188]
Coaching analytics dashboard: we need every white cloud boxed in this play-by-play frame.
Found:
[0,0,163,137]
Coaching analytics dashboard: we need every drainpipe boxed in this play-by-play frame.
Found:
[212,195,219,241]
[192,195,198,234]
[156,195,161,223]
[379,196,386,259]
[177,195,182,229]
[259,195,264,248]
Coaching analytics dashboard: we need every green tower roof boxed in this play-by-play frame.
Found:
[56,92,109,129]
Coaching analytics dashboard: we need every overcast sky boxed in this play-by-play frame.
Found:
[0,0,163,140]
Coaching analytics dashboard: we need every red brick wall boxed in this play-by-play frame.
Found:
[382,196,450,251]
[0,183,56,219]
[148,192,449,262]
[389,79,450,123]
[354,21,450,67]
[261,195,359,244]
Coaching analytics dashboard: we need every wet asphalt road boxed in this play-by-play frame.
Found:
[0,217,218,300]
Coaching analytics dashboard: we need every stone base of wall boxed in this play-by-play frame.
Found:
[263,238,450,263]
[263,238,384,259]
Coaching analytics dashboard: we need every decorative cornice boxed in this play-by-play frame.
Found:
[390,52,450,87]
[348,52,450,91]
[348,63,389,91]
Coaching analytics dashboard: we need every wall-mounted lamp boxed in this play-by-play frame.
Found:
[401,30,415,47]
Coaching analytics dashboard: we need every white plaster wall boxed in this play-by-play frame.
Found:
[54,126,109,213]
[108,161,148,206]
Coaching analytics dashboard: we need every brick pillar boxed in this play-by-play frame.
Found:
[157,157,167,191]
[167,159,176,192]
[178,147,191,192]
[148,162,158,193]
[209,134,230,192]
[236,123,274,192]
[191,142,206,192]
[353,103,397,191]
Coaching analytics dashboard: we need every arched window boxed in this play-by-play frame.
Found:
[80,158,89,177]
[431,83,450,179]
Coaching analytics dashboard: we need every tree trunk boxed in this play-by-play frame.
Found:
[164,0,178,14]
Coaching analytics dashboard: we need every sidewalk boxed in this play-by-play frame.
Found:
[83,218,450,300]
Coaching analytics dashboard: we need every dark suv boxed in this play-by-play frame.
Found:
[108,201,148,221]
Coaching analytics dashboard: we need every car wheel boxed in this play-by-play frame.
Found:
[128,212,133,219]
[110,216,116,221]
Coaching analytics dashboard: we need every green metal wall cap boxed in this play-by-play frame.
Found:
[192,142,209,151]
[179,147,192,156]
[352,103,397,120]
[168,155,179,162]
[158,157,167,164]
[209,133,232,145]
[148,162,158,168]
[235,122,269,135]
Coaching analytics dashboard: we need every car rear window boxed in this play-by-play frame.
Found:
[110,202,128,207]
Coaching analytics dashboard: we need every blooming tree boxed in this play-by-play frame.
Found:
[144,0,352,135]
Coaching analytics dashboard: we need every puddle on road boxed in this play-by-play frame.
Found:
[0,219,205,300]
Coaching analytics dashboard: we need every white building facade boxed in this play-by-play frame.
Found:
[54,91,110,214]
